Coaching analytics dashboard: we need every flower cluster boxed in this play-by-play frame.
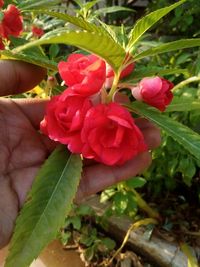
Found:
[41,53,174,166]
[0,3,23,50]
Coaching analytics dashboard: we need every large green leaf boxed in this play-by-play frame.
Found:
[127,0,186,51]
[1,36,57,71]
[0,50,57,71]
[14,31,126,71]
[166,97,200,112]
[128,102,200,160]
[134,39,200,61]
[32,10,105,34]
[5,146,82,267]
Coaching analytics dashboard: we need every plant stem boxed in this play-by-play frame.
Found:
[126,187,161,221]
[172,76,200,91]
[180,242,199,267]
[107,71,121,102]
[104,218,158,266]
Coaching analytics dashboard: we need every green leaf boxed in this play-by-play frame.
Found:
[84,246,95,261]
[126,68,188,82]
[5,146,82,267]
[1,36,57,70]
[83,0,100,11]
[19,0,61,10]
[32,10,105,34]
[100,237,116,251]
[128,102,200,160]
[49,44,60,59]
[127,0,186,51]
[0,50,57,71]
[95,6,135,15]
[134,39,200,61]
[125,177,147,189]
[13,30,126,71]
[166,97,200,112]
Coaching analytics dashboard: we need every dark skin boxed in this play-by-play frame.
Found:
[0,60,161,248]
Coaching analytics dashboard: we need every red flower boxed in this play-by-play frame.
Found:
[105,62,135,88]
[32,26,44,37]
[81,102,147,166]
[0,38,4,50]
[0,0,4,8]
[58,53,106,96]
[131,76,174,111]
[0,5,23,39]
[40,88,92,153]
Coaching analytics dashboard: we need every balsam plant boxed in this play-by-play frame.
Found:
[1,0,200,266]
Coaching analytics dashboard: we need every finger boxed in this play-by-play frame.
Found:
[76,151,152,202]
[0,60,46,96]
[135,118,161,150]
[141,125,161,150]
[11,99,57,152]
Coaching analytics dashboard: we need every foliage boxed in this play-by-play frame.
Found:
[59,203,116,266]
[147,0,200,37]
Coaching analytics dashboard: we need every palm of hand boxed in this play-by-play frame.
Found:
[0,99,49,247]
[0,60,160,251]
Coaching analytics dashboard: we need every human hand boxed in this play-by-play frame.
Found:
[0,60,161,248]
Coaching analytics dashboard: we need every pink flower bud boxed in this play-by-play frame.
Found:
[132,76,174,112]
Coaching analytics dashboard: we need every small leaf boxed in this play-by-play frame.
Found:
[84,246,95,261]
[128,102,200,161]
[125,177,147,189]
[76,204,93,216]
[13,30,126,71]
[127,0,186,50]
[5,146,82,267]
[69,217,82,231]
[134,39,200,61]
[100,237,116,251]
[49,44,60,59]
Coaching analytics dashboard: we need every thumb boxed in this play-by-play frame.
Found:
[0,60,46,96]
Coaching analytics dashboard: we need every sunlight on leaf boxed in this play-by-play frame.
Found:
[128,101,200,160]
[13,31,126,71]
[127,0,186,51]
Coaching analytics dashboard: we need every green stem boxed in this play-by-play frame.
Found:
[125,187,161,220]
[172,76,200,91]
[180,243,198,267]
[107,71,121,102]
